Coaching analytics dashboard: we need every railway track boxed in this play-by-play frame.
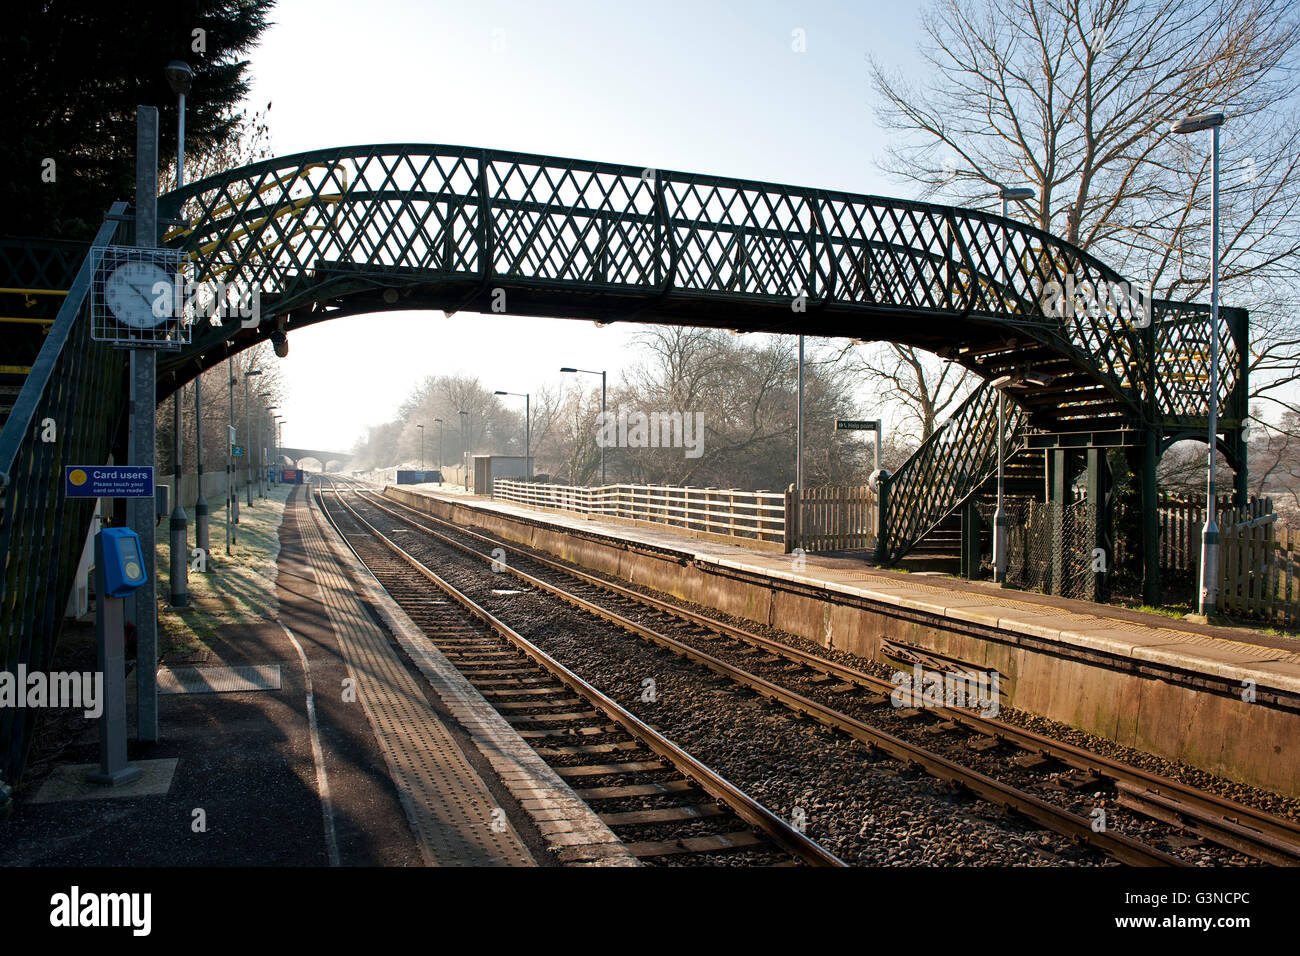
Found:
[316,480,844,867]
[341,479,1300,866]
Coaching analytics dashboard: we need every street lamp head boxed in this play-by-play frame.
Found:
[434,417,443,423]
[246,369,263,378]
[999,186,1035,201]
[1171,112,1225,135]
[165,60,193,96]
[559,367,577,373]
[494,390,507,395]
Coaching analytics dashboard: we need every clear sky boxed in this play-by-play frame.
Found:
[242,0,928,450]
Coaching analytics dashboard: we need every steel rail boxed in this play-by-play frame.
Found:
[368,486,1300,865]
[347,484,1184,866]
[318,480,845,868]
[369,486,1300,864]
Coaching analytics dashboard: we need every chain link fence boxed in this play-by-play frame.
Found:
[984,496,1099,600]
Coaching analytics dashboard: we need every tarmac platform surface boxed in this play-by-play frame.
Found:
[0,485,635,867]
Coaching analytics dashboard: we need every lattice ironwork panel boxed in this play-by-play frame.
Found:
[0,238,88,292]
[883,380,1028,563]
[1152,300,1243,422]
[0,209,131,785]
[157,144,1241,427]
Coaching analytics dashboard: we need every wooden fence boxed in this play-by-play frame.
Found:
[1217,498,1300,626]
[492,479,788,545]
[492,479,879,554]
[786,484,877,553]
[1157,492,1238,572]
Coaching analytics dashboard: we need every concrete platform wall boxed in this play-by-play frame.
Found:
[385,487,1300,798]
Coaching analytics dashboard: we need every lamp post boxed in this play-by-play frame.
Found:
[435,418,444,482]
[992,186,1035,584]
[245,370,262,505]
[227,359,237,547]
[258,394,272,498]
[494,390,531,478]
[417,423,425,471]
[195,375,209,559]
[458,410,469,490]
[166,61,193,604]
[797,336,804,492]
[989,376,1015,582]
[264,406,277,490]
[1171,112,1226,616]
[560,367,606,484]
[274,416,283,482]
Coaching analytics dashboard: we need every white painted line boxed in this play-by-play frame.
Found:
[279,619,340,867]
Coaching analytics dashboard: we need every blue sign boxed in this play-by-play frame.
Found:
[65,466,154,498]
[231,444,245,457]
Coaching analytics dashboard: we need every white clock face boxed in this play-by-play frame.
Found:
[104,261,174,329]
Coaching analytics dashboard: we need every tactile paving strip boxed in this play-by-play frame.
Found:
[313,492,639,867]
[296,496,533,866]
[158,664,281,694]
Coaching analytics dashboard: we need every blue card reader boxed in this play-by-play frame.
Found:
[99,527,147,597]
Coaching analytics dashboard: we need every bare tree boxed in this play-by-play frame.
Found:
[1247,409,1300,522]
[834,341,976,442]
[870,0,1300,420]
[165,102,273,191]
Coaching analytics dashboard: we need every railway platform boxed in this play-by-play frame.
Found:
[0,486,636,867]
[382,485,1300,800]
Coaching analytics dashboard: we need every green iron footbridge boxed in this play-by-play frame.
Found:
[0,143,1248,783]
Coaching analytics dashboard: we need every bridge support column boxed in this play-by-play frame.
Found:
[1141,435,1161,607]
[1047,450,1068,596]
[960,499,982,580]
[1085,448,1111,603]
[1232,428,1249,508]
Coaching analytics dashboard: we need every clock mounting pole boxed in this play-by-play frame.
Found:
[130,106,160,743]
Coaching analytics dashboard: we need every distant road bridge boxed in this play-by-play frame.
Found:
[279,447,354,466]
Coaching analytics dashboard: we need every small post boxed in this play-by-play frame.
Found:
[873,476,890,565]
[88,533,142,786]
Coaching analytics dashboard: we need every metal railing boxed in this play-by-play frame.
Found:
[0,205,130,784]
[153,143,1243,427]
[880,380,1027,564]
